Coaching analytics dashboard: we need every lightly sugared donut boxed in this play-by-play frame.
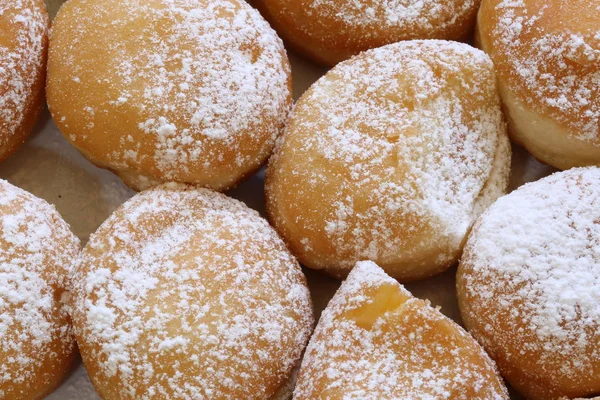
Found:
[0,180,80,400]
[0,0,49,163]
[47,0,292,191]
[266,40,511,282]
[457,167,600,399]
[477,0,600,170]
[253,0,481,66]
[69,184,314,399]
[294,260,509,399]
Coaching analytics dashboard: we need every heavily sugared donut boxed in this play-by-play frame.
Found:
[294,261,509,399]
[0,180,80,400]
[47,0,292,191]
[457,168,600,399]
[253,0,481,66]
[266,40,511,281]
[0,0,49,162]
[477,0,600,170]
[69,185,314,399]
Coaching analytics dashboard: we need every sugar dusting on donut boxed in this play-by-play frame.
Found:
[0,180,79,396]
[70,185,313,399]
[488,0,600,141]
[50,0,291,183]
[0,0,48,138]
[307,0,476,32]
[268,40,510,274]
[294,261,508,399]
[461,167,600,375]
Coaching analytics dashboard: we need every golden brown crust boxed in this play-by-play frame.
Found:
[0,180,80,400]
[295,261,509,399]
[0,0,49,163]
[457,168,600,399]
[266,40,510,281]
[498,82,600,170]
[70,185,314,399]
[47,0,292,192]
[253,0,480,66]
[478,0,600,168]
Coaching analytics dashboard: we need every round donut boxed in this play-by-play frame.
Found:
[0,180,80,400]
[69,185,314,399]
[477,0,600,170]
[253,0,481,66]
[0,0,49,163]
[266,40,511,281]
[457,167,600,399]
[295,261,509,399]
[47,0,292,191]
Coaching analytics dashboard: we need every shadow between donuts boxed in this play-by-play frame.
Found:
[0,109,135,244]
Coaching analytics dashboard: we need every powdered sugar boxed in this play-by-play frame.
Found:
[459,167,600,387]
[487,0,600,141]
[0,0,48,139]
[267,40,510,278]
[255,0,480,65]
[49,0,291,188]
[70,185,313,399]
[0,179,79,398]
[294,261,508,399]
[309,0,476,31]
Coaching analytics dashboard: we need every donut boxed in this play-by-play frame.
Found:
[266,40,511,281]
[47,0,292,191]
[253,0,481,66]
[457,167,600,399]
[69,184,314,399]
[294,261,509,399]
[0,0,49,163]
[0,180,80,399]
[477,0,600,170]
